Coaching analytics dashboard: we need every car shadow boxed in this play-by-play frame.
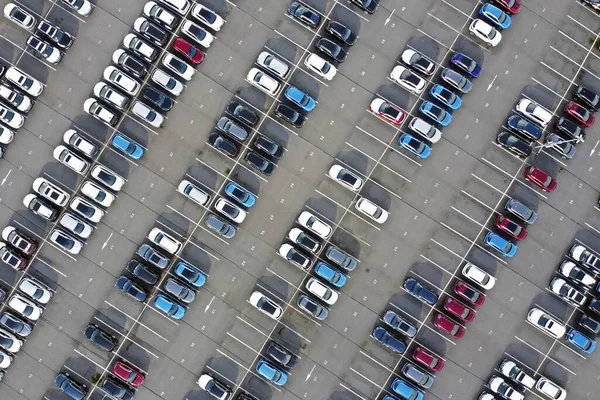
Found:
[404,36,441,64]
[334,149,369,175]
[375,83,411,111]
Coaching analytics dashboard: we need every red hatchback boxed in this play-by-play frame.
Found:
[369,98,405,125]
[173,37,205,65]
[493,0,520,14]
[113,360,145,387]
[524,166,557,192]
[443,296,475,322]
[564,101,595,127]
[494,215,527,241]
[453,280,485,307]
[432,312,465,338]
[412,346,444,371]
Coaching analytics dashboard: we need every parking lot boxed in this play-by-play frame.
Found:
[1,0,600,399]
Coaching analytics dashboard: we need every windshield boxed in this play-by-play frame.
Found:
[320,62,331,74]
[98,170,116,185]
[231,187,249,202]
[200,9,216,23]
[489,29,497,40]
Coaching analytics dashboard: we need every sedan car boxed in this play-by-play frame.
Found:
[527,307,566,338]
[488,376,524,400]
[144,1,178,30]
[59,213,92,240]
[62,0,94,16]
[535,378,566,400]
[316,38,347,62]
[84,324,117,351]
[274,103,305,128]
[288,228,321,254]
[574,85,600,111]
[26,36,63,64]
[55,373,87,400]
[123,33,157,63]
[383,310,417,337]
[162,53,195,81]
[297,211,332,239]
[50,229,83,255]
[82,181,115,208]
[401,49,435,76]
[178,179,210,206]
[8,294,42,321]
[112,134,144,159]
[408,117,442,144]
[516,98,552,127]
[328,164,363,191]
[441,67,472,93]
[0,242,27,271]
[565,328,596,354]
[113,360,144,387]
[565,101,595,127]
[484,231,517,258]
[479,3,511,29]
[2,226,37,255]
[147,227,182,255]
[134,16,168,46]
[247,67,280,96]
[173,37,204,64]
[403,278,438,305]
[326,20,357,45]
[154,294,186,319]
[136,244,170,269]
[371,327,407,353]
[555,117,586,142]
[524,166,557,192]
[544,132,576,159]
[355,197,389,224]
[402,363,434,389]
[549,277,586,306]
[245,151,276,175]
[83,98,118,126]
[569,244,600,273]
[306,277,338,305]
[70,196,104,223]
[256,358,288,386]
[205,213,236,239]
[174,261,206,288]
[287,1,321,28]
[132,101,164,128]
[23,193,58,221]
[197,374,231,399]
[314,261,347,288]
[19,277,52,304]
[558,260,596,288]
[390,65,426,94]
[279,244,311,270]
[225,182,255,208]
[304,53,337,80]
[6,67,43,97]
[351,0,378,13]
[432,312,465,338]
[266,341,297,368]
[419,101,452,126]
[249,291,282,320]
[443,296,475,323]
[226,100,259,126]
[429,84,462,110]
[462,262,496,290]
[412,346,444,372]
[116,276,147,302]
[397,133,431,159]
[499,360,535,389]
[191,3,224,30]
[284,86,316,112]
[0,312,32,337]
[453,280,485,306]
[165,278,195,303]
[494,215,527,241]
[505,199,537,224]
[369,97,405,125]
[126,260,159,285]
[469,19,502,46]
[182,20,214,47]
[451,52,481,77]
[493,0,521,14]
[4,3,36,30]
[152,69,183,96]
[112,49,147,79]
[325,245,357,271]
[579,313,600,335]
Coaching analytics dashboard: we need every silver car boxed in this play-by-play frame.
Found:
[132,101,164,128]
[164,278,195,303]
[93,82,129,110]
[151,69,183,96]
[256,51,290,79]
[59,213,93,239]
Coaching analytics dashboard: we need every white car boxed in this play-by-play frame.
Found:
[8,294,42,320]
[91,165,125,192]
[123,33,158,63]
[516,98,552,127]
[558,260,596,287]
[178,179,210,205]
[103,66,140,96]
[408,117,442,144]
[26,36,63,64]
[62,0,94,17]
[0,84,33,112]
[279,243,312,270]
[306,277,338,305]
[304,53,336,80]
[93,82,129,110]
[32,177,70,206]
[59,213,93,239]
[488,376,524,400]
[549,277,587,306]
[147,227,182,254]
[151,69,184,96]
[53,145,89,174]
[215,197,247,223]
[0,126,14,144]
[181,20,215,48]
[192,4,225,31]
[400,49,436,76]
[469,19,502,47]
[0,104,24,129]
[50,229,83,255]
[249,291,282,320]
[288,228,321,253]
[527,307,566,339]
[5,67,43,96]
[535,378,566,400]
[462,262,496,290]
[84,98,118,126]
[499,360,535,389]
[23,193,57,221]
[162,53,195,81]
[0,328,22,353]
[256,51,289,79]
[4,3,36,30]
[81,181,116,208]
[390,65,426,94]
[328,164,363,191]
[144,1,178,30]
[70,196,105,223]
[197,374,231,400]
[63,129,98,157]
[159,0,190,15]
[0,349,12,368]
[297,211,332,239]
[355,197,388,224]
[247,67,280,96]
[132,101,164,128]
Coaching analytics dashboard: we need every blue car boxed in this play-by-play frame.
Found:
[391,378,424,400]
[403,278,438,305]
[484,232,517,257]
[479,3,511,30]
[314,261,346,288]
[397,133,431,159]
[429,84,462,110]
[451,52,482,78]
[174,261,207,288]
[115,276,147,302]
[371,327,407,354]
[255,358,288,386]
[224,182,256,208]
[285,86,316,112]
[419,101,452,126]
[112,134,144,159]
[565,328,596,354]
[154,294,186,319]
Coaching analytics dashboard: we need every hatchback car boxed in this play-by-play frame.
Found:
[9,294,42,320]
[197,374,231,399]
[493,0,520,14]
[144,1,179,30]
[147,227,182,255]
[397,133,431,159]
[55,373,87,400]
[355,197,389,224]
[558,260,596,288]
[555,117,585,142]
[382,310,417,337]
[527,307,566,338]
[178,179,210,206]
[401,49,435,76]
[574,85,600,111]
[6,67,43,97]
[550,278,586,306]
[82,181,115,208]
[116,276,147,302]
[247,67,280,96]
[26,36,63,64]
[369,97,405,125]
[0,242,27,271]
[19,277,52,304]
[499,359,535,389]
[266,341,297,368]
[412,346,444,371]
[279,243,311,270]
[84,324,117,351]
[441,67,472,93]
[488,376,524,400]
[419,100,452,126]
[154,294,186,319]
[23,193,58,221]
[4,3,36,30]
[50,229,83,255]
[579,313,600,335]
[469,19,502,46]
[172,262,206,289]
[173,37,204,64]
[225,182,255,208]
[404,278,438,305]
[70,196,104,223]
[328,164,363,191]
[305,278,338,305]
[0,312,32,337]
[506,114,542,141]
[0,104,23,129]
[256,51,289,79]
[101,377,134,400]
[326,20,357,45]
[516,98,552,127]
[163,53,195,81]
[274,103,305,128]
[479,3,511,29]
[284,86,316,112]
[226,100,259,126]
[565,328,596,354]
[443,296,475,323]
[371,326,407,353]
[462,262,496,290]
[165,278,195,303]
[297,211,332,239]
[256,358,288,385]
[494,215,527,241]
[0,126,14,145]
[205,213,236,239]
[351,0,378,13]
[569,244,600,272]
[182,20,214,47]
[391,378,424,400]
[132,101,164,128]
[208,132,239,158]
[0,84,32,113]
[564,101,595,127]
[544,132,576,159]
[112,134,144,160]
[126,260,159,285]
[402,363,434,389]
[62,0,94,16]
[104,66,140,96]
[408,117,442,144]
[1,226,37,255]
[524,166,557,192]
[136,243,170,269]
[453,280,485,306]
[429,84,462,110]
[113,360,145,387]
[316,38,347,63]
[215,198,247,224]
[287,1,320,29]
[191,3,224,30]
[390,65,426,94]
[325,245,357,271]
[249,291,282,319]
[59,213,93,240]
[288,228,320,254]
[142,86,174,112]
[152,69,183,96]
[314,261,346,288]
[451,52,482,77]
[505,199,537,224]
[63,129,98,157]
[304,53,337,80]
[535,378,566,400]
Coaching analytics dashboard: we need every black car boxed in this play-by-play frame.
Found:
[574,86,600,111]
[245,151,276,175]
[142,87,173,112]
[84,324,118,351]
[403,278,438,305]
[136,244,170,269]
[226,100,259,126]
[555,117,586,141]
[506,114,542,141]
[496,131,532,158]
[266,341,298,368]
[0,312,32,337]
[351,0,378,13]
[254,135,284,159]
[125,260,159,285]
[135,18,168,46]
[326,20,357,46]
[116,276,147,302]
[208,132,240,158]
[578,313,600,335]
[101,377,134,400]
[289,228,321,254]
[287,1,321,29]
[37,21,74,50]
[216,116,249,142]
[371,327,406,353]
[316,38,347,63]
[274,103,305,128]
[589,298,600,316]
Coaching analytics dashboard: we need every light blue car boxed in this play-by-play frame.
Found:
[284,86,316,112]
[392,377,424,400]
[154,294,186,319]
[314,261,346,288]
[419,101,452,126]
[484,232,517,258]
[174,261,207,288]
[397,133,431,159]
[256,358,288,386]
[111,134,144,159]
[565,328,596,354]
[429,84,462,110]
[479,3,511,30]
[224,182,256,208]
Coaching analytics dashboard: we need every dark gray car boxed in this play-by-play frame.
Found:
[164,278,195,303]
[325,245,357,271]
[0,312,32,337]
[504,199,537,224]
[216,116,249,142]
[401,363,434,389]
[205,213,236,239]
[136,244,170,269]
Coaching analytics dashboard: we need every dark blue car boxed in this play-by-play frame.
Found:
[371,327,407,354]
[404,278,438,305]
[224,182,256,208]
[116,276,147,302]
[507,114,542,141]
[55,373,87,400]
[287,1,320,29]
[451,52,482,78]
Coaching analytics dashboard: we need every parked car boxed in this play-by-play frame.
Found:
[355,197,389,223]
[5,67,43,96]
[284,86,316,112]
[147,227,182,255]
[205,213,236,239]
[174,261,206,288]
[288,228,321,254]
[488,376,524,400]
[256,51,289,79]
[23,193,58,221]
[154,294,186,319]
[516,98,552,127]
[126,260,159,285]
[55,373,87,400]
[297,211,332,239]
[574,85,600,111]
[279,244,311,270]
[181,20,214,47]
[499,359,535,389]
[494,215,527,241]
[215,197,247,223]
[216,116,248,142]
[4,3,36,30]
[314,261,346,288]
[390,65,426,94]
[256,358,288,385]
[462,262,496,290]
[249,291,282,320]
[397,133,431,159]
[112,49,147,79]
[115,276,147,302]
[328,164,363,191]
[27,36,63,64]
[535,378,566,400]
[8,294,42,320]
[432,312,465,338]
[578,313,600,335]
[64,129,98,157]
[506,114,542,141]
[84,324,117,351]
[391,378,424,400]
[403,278,438,305]
[136,243,170,269]
[112,134,144,159]
[226,100,259,126]
[197,373,231,399]
[451,52,481,77]
[287,1,320,29]
[274,103,305,128]
[524,166,557,192]
[371,327,406,353]
[564,101,595,127]
[123,33,157,63]
[326,20,357,46]
[369,97,405,125]
[19,277,52,304]
[382,310,417,337]
[225,182,255,208]
[133,16,168,46]
[208,132,239,158]
[191,3,225,31]
[178,179,210,206]
[103,66,140,96]
[132,100,165,128]
[0,242,27,271]
[101,377,134,400]
[266,341,297,368]
[401,363,434,389]
[412,346,444,371]
[408,117,442,144]
[62,0,94,16]
[325,245,357,271]
[305,277,338,305]
[565,329,596,354]
[558,260,596,288]
[81,181,115,208]
[152,69,183,96]
[50,229,83,255]
[527,307,566,338]
[0,84,32,113]
[70,196,104,223]
[443,296,475,323]
[0,126,14,144]
[469,19,502,46]
[493,0,520,14]
[316,38,347,62]
[545,132,576,159]
[429,84,462,110]
[419,100,452,126]
[496,131,532,158]
[479,3,511,29]
[505,199,537,224]
[453,280,485,306]
[0,312,32,337]
[441,68,472,93]
[143,1,179,30]
[113,360,145,387]
[569,244,600,273]
[164,278,195,303]
[142,86,174,112]
[350,0,378,13]
[304,53,337,80]
[162,53,195,81]
[401,49,435,76]
[173,37,204,64]
[1,226,37,255]
[59,213,92,239]
[555,117,585,142]
[549,277,586,306]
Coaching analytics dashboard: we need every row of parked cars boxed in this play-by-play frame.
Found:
[468,0,521,48]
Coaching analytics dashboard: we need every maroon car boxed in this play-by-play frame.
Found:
[494,215,527,241]
[493,0,520,14]
[453,280,485,307]
[113,360,145,387]
[369,98,405,125]
[173,37,205,65]
[432,312,465,338]
[443,296,475,323]
[412,346,444,372]
[564,101,595,127]
[524,166,557,192]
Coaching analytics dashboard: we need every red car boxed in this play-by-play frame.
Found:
[432,312,465,338]
[412,346,444,371]
[173,37,205,65]
[369,97,405,125]
[524,166,557,192]
[494,215,527,241]
[452,280,485,307]
[113,360,145,387]
[493,0,520,14]
[443,296,475,323]
[564,101,595,127]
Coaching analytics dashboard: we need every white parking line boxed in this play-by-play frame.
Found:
[461,190,495,212]
[332,158,401,201]
[104,301,171,340]
[315,189,382,231]
[216,348,282,392]
[514,336,576,375]
[345,142,412,184]
[339,383,368,400]
[355,125,422,167]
